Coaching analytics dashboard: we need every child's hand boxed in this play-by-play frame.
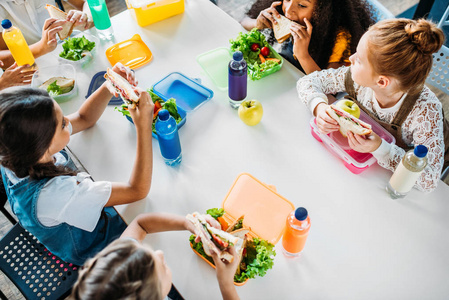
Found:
[66,10,92,30]
[128,88,154,131]
[185,214,221,243]
[211,246,240,292]
[315,103,339,134]
[347,131,382,153]
[256,1,282,29]
[39,18,65,54]
[112,62,138,87]
[291,18,313,61]
[0,63,36,90]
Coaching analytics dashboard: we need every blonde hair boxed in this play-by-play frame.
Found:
[366,18,444,95]
[70,239,162,300]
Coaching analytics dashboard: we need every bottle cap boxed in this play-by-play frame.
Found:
[294,207,308,221]
[233,51,243,61]
[157,109,169,121]
[414,145,428,158]
[1,19,12,30]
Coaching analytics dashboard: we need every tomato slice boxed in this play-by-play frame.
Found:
[154,101,162,111]
[212,234,229,249]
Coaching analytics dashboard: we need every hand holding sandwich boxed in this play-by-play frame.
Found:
[35,18,66,56]
[66,9,91,30]
[347,131,382,153]
[211,246,241,300]
[255,1,282,30]
[315,103,340,134]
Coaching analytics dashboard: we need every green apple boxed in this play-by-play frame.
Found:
[335,99,360,118]
[238,99,263,126]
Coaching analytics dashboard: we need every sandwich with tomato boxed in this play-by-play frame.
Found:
[187,212,243,263]
[104,68,139,109]
[326,104,372,138]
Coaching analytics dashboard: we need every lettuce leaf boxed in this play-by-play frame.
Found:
[206,208,225,220]
[59,36,95,61]
[47,80,61,97]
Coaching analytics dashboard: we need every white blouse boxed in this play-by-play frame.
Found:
[297,66,445,192]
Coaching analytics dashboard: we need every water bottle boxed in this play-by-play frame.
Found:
[282,207,311,257]
[1,19,35,67]
[228,51,247,108]
[86,0,114,40]
[386,145,428,199]
[155,109,182,166]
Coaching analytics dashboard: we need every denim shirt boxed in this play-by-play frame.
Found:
[1,150,127,266]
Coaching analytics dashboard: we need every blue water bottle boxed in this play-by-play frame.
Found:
[228,51,247,109]
[155,109,182,166]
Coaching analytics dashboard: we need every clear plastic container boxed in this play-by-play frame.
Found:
[126,0,185,27]
[196,47,232,91]
[31,64,78,103]
[309,99,396,174]
[55,31,99,69]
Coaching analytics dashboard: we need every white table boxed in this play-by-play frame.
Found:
[43,0,449,299]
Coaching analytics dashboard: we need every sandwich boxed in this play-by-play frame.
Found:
[226,215,245,233]
[187,212,242,263]
[272,14,293,43]
[104,68,139,109]
[39,77,75,96]
[45,4,75,40]
[230,228,249,275]
[326,104,372,138]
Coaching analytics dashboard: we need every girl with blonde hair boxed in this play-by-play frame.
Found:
[297,18,448,192]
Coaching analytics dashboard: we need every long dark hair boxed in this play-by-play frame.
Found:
[0,87,75,180]
[247,0,375,68]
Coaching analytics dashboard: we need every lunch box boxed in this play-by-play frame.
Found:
[55,31,99,69]
[124,72,213,139]
[309,100,396,174]
[190,173,294,285]
[126,0,185,27]
[31,64,78,103]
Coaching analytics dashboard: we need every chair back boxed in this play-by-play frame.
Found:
[427,45,449,96]
[0,174,16,225]
[438,5,449,28]
[366,0,395,22]
[0,224,79,300]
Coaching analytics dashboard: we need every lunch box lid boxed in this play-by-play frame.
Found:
[196,47,232,91]
[220,173,294,245]
[152,72,214,112]
[309,99,396,173]
[86,71,122,105]
[105,34,153,70]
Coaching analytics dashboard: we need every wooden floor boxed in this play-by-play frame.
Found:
[1,1,448,299]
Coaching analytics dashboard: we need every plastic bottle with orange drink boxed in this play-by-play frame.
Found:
[282,207,311,257]
[1,19,35,67]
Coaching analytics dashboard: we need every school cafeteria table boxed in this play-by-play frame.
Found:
[37,0,449,299]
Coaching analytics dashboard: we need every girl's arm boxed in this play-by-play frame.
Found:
[68,63,136,134]
[240,16,258,31]
[372,100,445,192]
[296,66,348,114]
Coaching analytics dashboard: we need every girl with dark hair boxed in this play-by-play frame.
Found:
[71,213,240,300]
[0,63,155,266]
[241,0,374,74]
[297,19,448,192]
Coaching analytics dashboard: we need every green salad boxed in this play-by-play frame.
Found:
[59,36,96,61]
[230,28,282,80]
[189,208,276,283]
[115,88,182,134]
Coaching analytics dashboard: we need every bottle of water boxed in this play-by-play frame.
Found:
[1,19,35,67]
[386,145,428,199]
[155,109,182,166]
[282,207,311,257]
[228,51,247,109]
[86,0,114,40]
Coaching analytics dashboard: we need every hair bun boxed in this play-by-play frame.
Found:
[404,19,444,54]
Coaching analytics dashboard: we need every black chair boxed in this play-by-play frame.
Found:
[0,224,79,300]
[0,178,16,226]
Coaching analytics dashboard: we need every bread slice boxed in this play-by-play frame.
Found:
[45,4,74,40]
[326,105,372,138]
[273,14,293,43]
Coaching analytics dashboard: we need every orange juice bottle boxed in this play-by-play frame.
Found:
[1,19,35,67]
[282,207,311,257]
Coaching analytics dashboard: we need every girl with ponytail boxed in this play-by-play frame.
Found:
[297,18,448,192]
[0,63,155,266]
